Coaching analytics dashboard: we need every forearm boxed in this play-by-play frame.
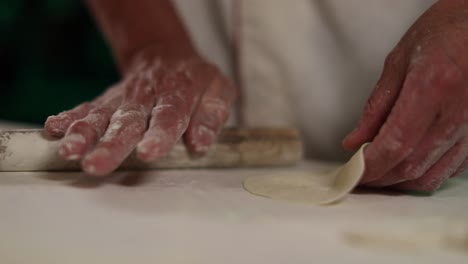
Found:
[437,0,468,9]
[86,0,195,73]
[433,0,468,16]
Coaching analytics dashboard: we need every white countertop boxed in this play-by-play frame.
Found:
[0,163,467,264]
[1,121,467,263]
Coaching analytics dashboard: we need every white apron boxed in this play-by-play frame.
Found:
[173,0,437,161]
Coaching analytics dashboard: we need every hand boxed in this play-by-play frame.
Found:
[343,0,468,191]
[45,48,236,176]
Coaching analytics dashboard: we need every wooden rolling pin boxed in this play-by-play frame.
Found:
[0,128,303,171]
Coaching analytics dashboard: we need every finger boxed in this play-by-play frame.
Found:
[360,57,458,184]
[45,102,94,137]
[136,70,199,161]
[82,76,156,176]
[343,49,408,150]
[58,103,120,160]
[57,85,123,160]
[185,76,236,154]
[365,105,464,187]
[45,85,121,137]
[394,138,468,192]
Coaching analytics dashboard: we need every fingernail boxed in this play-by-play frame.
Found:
[427,176,448,192]
[82,148,113,176]
[136,138,167,162]
[344,127,360,141]
[192,126,215,154]
[59,134,86,160]
[45,116,68,136]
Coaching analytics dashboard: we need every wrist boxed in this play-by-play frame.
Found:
[122,42,199,75]
[436,0,468,11]
[87,0,198,74]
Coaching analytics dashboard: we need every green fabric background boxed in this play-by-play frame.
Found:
[0,0,119,124]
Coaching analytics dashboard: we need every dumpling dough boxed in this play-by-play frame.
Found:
[243,144,368,205]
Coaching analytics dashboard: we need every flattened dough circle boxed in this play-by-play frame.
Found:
[243,144,368,205]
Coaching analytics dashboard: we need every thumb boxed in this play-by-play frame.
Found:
[343,49,408,150]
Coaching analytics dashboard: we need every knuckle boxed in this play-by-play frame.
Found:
[69,119,90,131]
[159,92,188,107]
[435,62,463,89]
[151,104,178,116]
[151,105,181,124]
[155,97,191,119]
[379,129,414,160]
[152,105,189,128]
[89,106,113,116]
[151,103,190,130]
[398,163,424,181]
[363,97,380,119]
[435,114,465,140]
[113,105,148,122]
[214,76,238,101]
[126,120,147,134]
[123,81,155,104]
[173,117,189,132]
[198,113,227,130]
[203,98,230,123]
[418,58,464,96]
[159,71,196,93]
[49,112,70,122]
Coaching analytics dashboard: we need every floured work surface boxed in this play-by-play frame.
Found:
[0,162,467,264]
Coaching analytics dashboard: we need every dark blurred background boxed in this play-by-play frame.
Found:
[0,0,119,124]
